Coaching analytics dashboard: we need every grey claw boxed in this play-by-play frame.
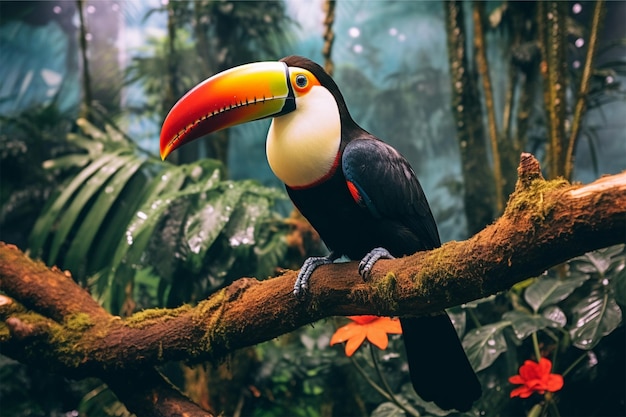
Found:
[294,255,334,297]
[358,247,395,279]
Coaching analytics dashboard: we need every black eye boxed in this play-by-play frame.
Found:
[295,74,308,88]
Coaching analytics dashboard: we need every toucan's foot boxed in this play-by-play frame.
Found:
[294,255,335,297]
[358,247,395,279]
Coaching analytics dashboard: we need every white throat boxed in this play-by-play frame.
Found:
[266,86,341,188]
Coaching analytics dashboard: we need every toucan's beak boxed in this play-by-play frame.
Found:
[160,61,294,160]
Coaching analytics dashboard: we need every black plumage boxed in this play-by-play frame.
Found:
[281,56,481,411]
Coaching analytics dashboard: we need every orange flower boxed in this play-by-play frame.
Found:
[330,315,402,356]
[509,358,564,398]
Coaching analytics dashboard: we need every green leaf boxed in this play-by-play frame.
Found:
[63,156,145,273]
[103,166,201,298]
[182,184,244,274]
[571,245,626,275]
[461,295,497,308]
[78,382,132,417]
[105,164,187,281]
[254,227,287,280]
[542,305,567,328]
[462,321,510,372]
[399,383,450,416]
[47,153,135,265]
[446,307,467,338]
[524,273,589,312]
[42,154,91,171]
[29,152,121,257]
[370,402,405,417]
[502,310,563,341]
[570,283,623,350]
[89,161,161,272]
[112,165,221,293]
[66,133,105,157]
[613,266,626,307]
[134,267,160,307]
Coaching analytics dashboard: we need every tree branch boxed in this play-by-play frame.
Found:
[1,153,624,414]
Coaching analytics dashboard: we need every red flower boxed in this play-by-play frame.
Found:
[509,358,564,398]
[330,315,402,356]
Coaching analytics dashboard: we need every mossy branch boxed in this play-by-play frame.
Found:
[1,153,625,415]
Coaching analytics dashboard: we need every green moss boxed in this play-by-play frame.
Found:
[125,304,192,328]
[373,272,399,311]
[191,290,227,355]
[64,312,94,333]
[44,314,97,367]
[504,177,569,221]
[407,247,465,304]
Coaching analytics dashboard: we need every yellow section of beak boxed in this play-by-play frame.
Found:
[160,61,292,160]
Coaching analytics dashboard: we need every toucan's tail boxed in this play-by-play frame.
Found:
[401,314,482,411]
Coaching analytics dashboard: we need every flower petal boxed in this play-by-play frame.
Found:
[511,386,533,398]
[349,315,379,325]
[537,357,553,376]
[330,322,362,345]
[365,326,389,350]
[344,332,367,356]
[508,375,525,384]
[519,359,540,380]
[374,317,403,334]
[545,374,564,392]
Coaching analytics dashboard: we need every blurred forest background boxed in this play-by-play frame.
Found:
[0,1,625,416]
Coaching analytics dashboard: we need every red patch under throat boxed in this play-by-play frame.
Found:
[346,180,362,203]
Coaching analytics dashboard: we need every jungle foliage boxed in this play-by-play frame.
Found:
[0,1,625,416]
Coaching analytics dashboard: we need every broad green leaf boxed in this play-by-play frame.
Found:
[47,153,135,264]
[66,133,105,156]
[502,310,561,341]
[63,156,145,272]
[78,382,132,417]
[542,305,567,328]
[524,273,589,312]
[462,321,510,372]
[89,162,160,272]
[102,161,199,309]
[461,295,497,308]
[104,124,128,145]
[370,402,406,417]
[183,184,244,273]
[446,308,467,338]
[121,164,220,260]
[88,270,110,306]
[42,154,91,170]
[399,382,450,416]
[133,267,160,307]
[115,167,221,285]
[254,227,288,280]
[571,245,625,275]
[76,118,107,142]
[570,284,623,350]
[29,152,121,256]
[106,164,187,280]
[613,266,626,307]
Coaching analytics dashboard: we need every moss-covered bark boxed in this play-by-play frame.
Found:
[1,154,625,416]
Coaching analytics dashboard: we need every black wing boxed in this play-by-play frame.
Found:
[341,138,441,249]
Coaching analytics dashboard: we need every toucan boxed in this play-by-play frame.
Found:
[160,55,482,411]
